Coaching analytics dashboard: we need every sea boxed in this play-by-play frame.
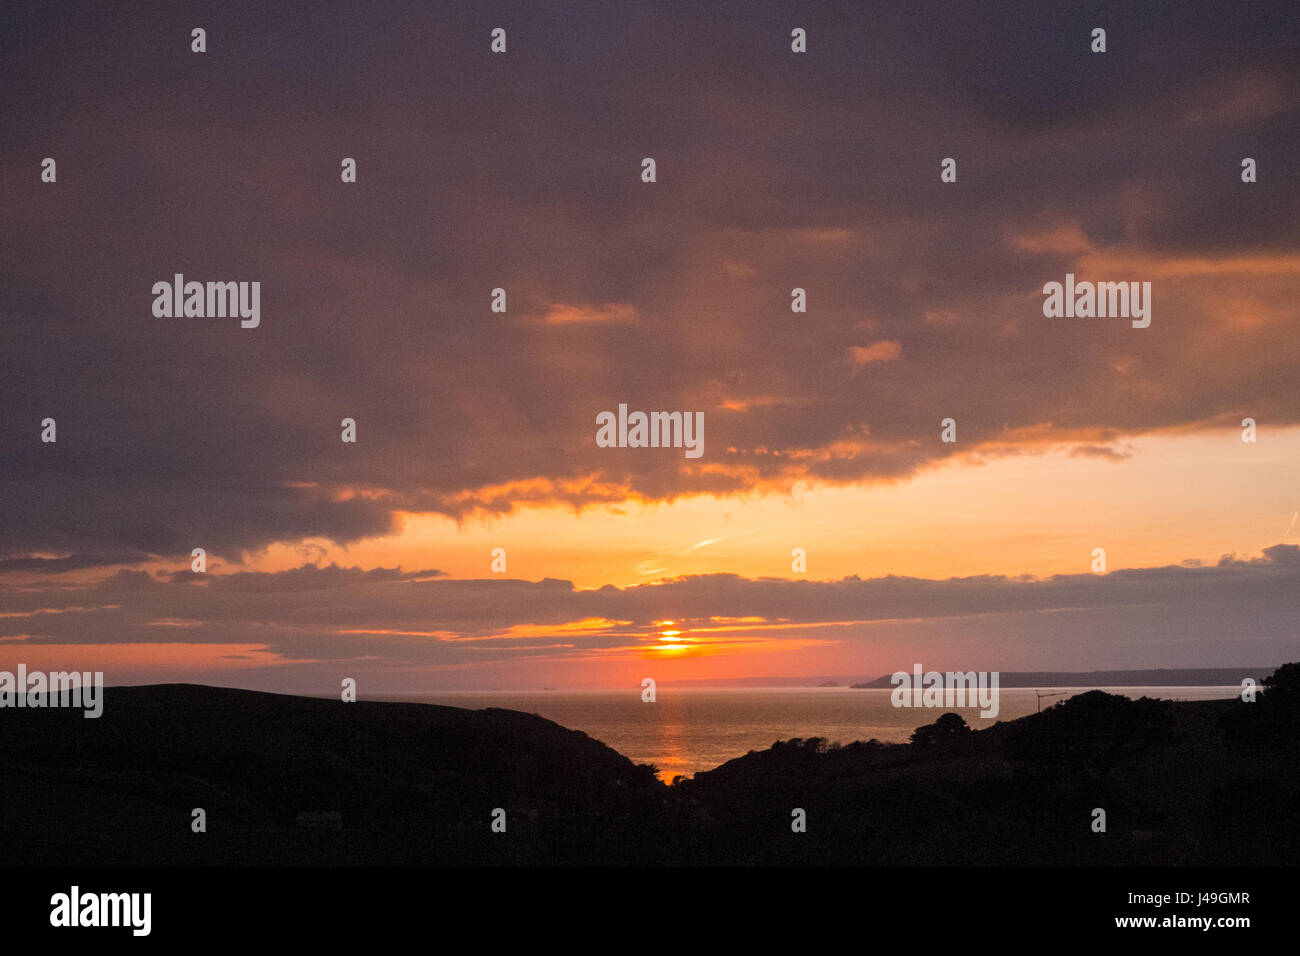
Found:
[382,685,1241,782]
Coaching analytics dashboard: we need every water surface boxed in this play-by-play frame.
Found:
[381,685,1238,781]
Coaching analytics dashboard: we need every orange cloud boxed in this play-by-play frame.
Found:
[847,341,903,365]
[542,302,637,325]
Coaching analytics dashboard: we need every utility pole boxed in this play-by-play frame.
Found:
[1035,690,1067,713]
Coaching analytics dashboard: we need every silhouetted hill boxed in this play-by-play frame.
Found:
[676,681,1300,865]
[0,684,665,865]
[2,671,1297,865]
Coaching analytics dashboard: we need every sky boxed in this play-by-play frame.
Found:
[1,1,1297,691]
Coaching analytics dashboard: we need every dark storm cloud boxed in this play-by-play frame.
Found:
[1,0,1297,559]
[0,552,149,574]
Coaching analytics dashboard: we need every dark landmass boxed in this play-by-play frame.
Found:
[656,667,1269,689]
[849,667,1271,688]
[660,675,875,688]
[0,685,665,866]
[2,666,1297,866]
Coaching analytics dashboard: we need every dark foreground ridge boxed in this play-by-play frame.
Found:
[0,685,664,865]
[2,669,1298,865]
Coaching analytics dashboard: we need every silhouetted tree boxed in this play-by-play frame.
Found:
[1263,662,1300,709]
[911,712,971,746]
[1005,691,1174,776]
[1224,662,1300,746]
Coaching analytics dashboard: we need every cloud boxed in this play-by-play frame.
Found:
[0,553,150,574]
[0,0,1297,561]
[847,341,903,365]
[683,530,760,553]
[1,548,1297,684]
[1067,444,1132,461]
[540,303,638,325]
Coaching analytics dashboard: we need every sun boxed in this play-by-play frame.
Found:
[654,622,692,652]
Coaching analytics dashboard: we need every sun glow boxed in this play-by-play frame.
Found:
[656,626,692,652]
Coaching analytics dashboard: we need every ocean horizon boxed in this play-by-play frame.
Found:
[376,685,1243,781]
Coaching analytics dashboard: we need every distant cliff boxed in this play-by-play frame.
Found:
[850,667,1268,688]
